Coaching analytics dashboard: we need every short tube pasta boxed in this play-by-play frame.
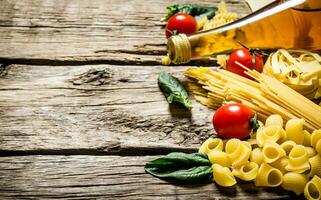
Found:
[304,176,321,200]
[286,145,310,173]
[270,157,289,174]
[303,130,312,147]
[305,147,317,158]
[281,172,308,195]
[308,154,321,178]
[265,114,283,127]
[199,138,224,154]
[232,162,259,181]
[212,164,236,187]
[311,130,321,154]
[285,119,305,144]
[208,150,231,167]
[280,140,297,155]
[262,141,286,163]
[250,148,263,165]
[255,163,282,187]
[256,126,284,147]
[225,139,251,168]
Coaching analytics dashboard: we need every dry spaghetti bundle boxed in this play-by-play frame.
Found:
[185,67,321,131]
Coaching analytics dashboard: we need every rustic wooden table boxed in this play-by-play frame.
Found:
[0,0,299,199]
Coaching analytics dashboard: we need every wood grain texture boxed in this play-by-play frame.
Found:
[0,0,250,65]
[0,155,296,199]
[0,64,214,154]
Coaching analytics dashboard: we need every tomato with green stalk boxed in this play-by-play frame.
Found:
[212,103,260,139]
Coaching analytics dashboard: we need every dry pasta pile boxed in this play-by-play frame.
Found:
[263,49,321,100]
[199,114,321,198]
[185,67,321,132]
[200,1,238,31]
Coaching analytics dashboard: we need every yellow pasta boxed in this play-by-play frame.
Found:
[212,164,236,187]
[308,154,321,178]
[285,119,305,144]
[250,148,263,165]
[303,130,312,147]
[265,114,283,127]
[270,157,289,174]
[262,141,286,163]
[207,150,231,167]
[280,140,297,156]
[311,130,321,154]
[225,139,251,168]
[305,147,317,158]
[255,163,283,187]
[286,145,310,173]
[281,172,308,195]
[256,125,285,147]
[199,138,224,154]
[232,162,259,181]
[304,175,321,200]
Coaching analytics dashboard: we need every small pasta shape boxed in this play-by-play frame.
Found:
[265,114,283,127]
[304,175,321,200]
[232,162,259,181]
[311,130,321,154]
[225,139,251,168]
[281,172,308,195]
[212,164,236,187]
[270,157,289,174]
[280,140,297,156]
[250,148,263,165]
[256,125,285,147]
[255,163,282,187]
[286,145,310,173]
[311,130,321,147]
[308,154,321,178]
[208,150,231,167]
[303,130,312,147]
[199,138,224,154]
[262,141,286,163]
[305,147,317,158]
[285,119,305,144]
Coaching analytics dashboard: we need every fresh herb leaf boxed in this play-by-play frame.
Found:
[161,4,218,22]
[145,152,212,183]
[158,71,192,110]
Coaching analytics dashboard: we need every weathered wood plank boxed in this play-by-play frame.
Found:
[0,0,250,64]
[0,64,214,153]
[0,155,296,199]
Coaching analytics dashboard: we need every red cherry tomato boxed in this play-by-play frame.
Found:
[226,48,264,80]
[165,14,197,38]
[212,103,258,139]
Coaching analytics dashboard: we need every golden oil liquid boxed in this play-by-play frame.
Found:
[188,7,321,58]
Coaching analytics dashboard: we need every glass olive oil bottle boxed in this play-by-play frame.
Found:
[167,0,321,64]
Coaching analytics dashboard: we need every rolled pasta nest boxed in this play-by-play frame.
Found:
[263,49,321,100]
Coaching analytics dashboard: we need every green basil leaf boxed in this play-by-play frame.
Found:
[161,4,218,22]
[158,71,192,110]
[145,152,212,183]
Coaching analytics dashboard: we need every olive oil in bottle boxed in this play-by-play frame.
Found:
[167,0,321,64]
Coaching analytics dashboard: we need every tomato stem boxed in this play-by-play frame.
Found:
[249,113,260,132]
